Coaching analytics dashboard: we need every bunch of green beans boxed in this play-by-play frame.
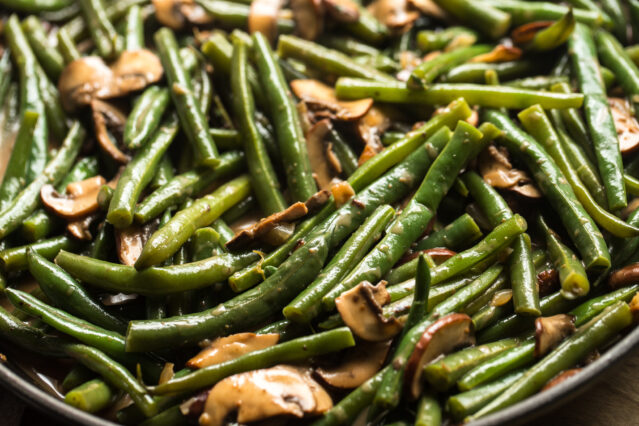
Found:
[2,1,639,425]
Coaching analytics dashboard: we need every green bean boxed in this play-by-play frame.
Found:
[483,109,610,271]
[28,251,125,333]
[123,86,170,150]
[155,28,219,168]
[151,328,355,394]
[416,393,441,426]
[432,0,510,39]
[596,30,639,112]
[34,64,68,142]
[57,28,81,63]
[335,79,584,109]
[135,175,250,268]
[221,194,255,223]
[471,302,632,419]
[5,15,48,184]
[126,124,448,351]
[0,236,80,273]
[150,155,174,191]
[78,0,122,59]
[0,306,64,357]
[403,254,431,338]
[472,299,513,331]
[505,76,569,90]
[62,0,147,41]
[231,39,286,215]
[523,9,576,52]
[409,45,491,88]
[0,52,12,110]
[63,344,157,417]
[90,223,114,261]
[62,366,96,393]
[599,0,628,43]
[134,150,244,224]
[65,379,114,413]
[0,123,84,240]
[108,119,178,229]
[21,16,64,81]
[0,0,72,12]
[277,35,394,82]
[462,171,540,315]
[124,4,144,51]
[481,0,611,28]
[56,249,258,296]
[443,61,539,84]
[416,27,478,52]
[253,33,317,202]
[519,105,638,238]
[196,0,294,33]
[569,24,626,210]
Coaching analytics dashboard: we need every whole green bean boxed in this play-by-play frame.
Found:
[599,0,627,43]
[62,0,146,41]
[108,119,178,228]
[481,0,611,27]
[596,30,639,112]
[22,16,64,81]
[522,9,576,52]
[155,28,219,168]
[196,0,294,33]
[409,45,491,88]
[0,305,64,357]
[124,4,144,51]
[416,27,478,53]
[150,155,174,191]
[335,79,584,109]
[78,0,123,59]
[57,28,81,63]
[124,86,170,149]
[443,61,538,84]
[432,0,510,39]
[0,0,72,12]
[0,235,81,273]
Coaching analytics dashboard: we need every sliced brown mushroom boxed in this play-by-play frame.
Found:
[307,119,338,191]
[469,45,522,63]
[58,51,163,112]
[179,390,210,420]
[291,79,373,121]
[491,289,513,307]
[537,268,559,296]
[608,262,639,289]
[324,0,359,23]
[291,0,324,40]
[67,213,101,240]
[330,181,355,208]
[115,221,157,266]
[91,99,130,164]
[479,145,541,198]
[406,0,449,20]
[608,97,639,154]
[404,313,475,399]
[357,105,392,148]
[249,0,283,44]
[511,21,554,45]
[541,368,582,391]
[225,202,309,250]
[316,340,391,389]
[336,281,402,342]
[326,142,343,174]
[159,362,175,385]
[367,0,418,30]
[534,314,576,358]
[199,365,332,426]
[40,176,106,220]
[153,0,213,30]
[187,333,280,369]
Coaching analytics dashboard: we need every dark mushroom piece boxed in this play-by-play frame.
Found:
[291,79,373,122]
[306,119,339,191]
[91,99,130,164]
[115,220,157,266]
[187,333,280,369]
[367,0,418,30]
[541,368,582,391]
[330,180,355,208]
[407,0,449,20]
[249,0,283,44]
[291,0,324,41]
[153,0,214,30]
[534,314,576,358]
[478,145,541,198]
[316,340,391,388]
[40,176,106,220]
[67,213,101,240]
[324,0,359,23]
[608,97,639,154]
[199,365,332,426]
[405,313,475,399]
[537,268,559,296]
[335,281,402,342]
[469,45,522,63]
[608,263,639,289]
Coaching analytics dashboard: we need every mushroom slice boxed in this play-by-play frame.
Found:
[115,221,157,266]
[367,0,418,30]
[608,262,639,289]
[404,313,475,399]
[188,333,280,369]
[316,340,391,388]
[110,50,164,95]
[324,0,359,23]
[407,0,448,20]
[357,106,392,151]
[469,45,522,63]
[511,21,553,45]
[541,368,582,391]
[153,0,213,29]
[67,213,100,240]
[534,314,576,358]
[491,289,513,307]
[58,57,115,111]
[225,202,309,250]
[537,268,559,296]
[40,176,106,220]
[306,119,337,191]
[291,79,373,121]
[336,281,402,342]
[291,0,324,41]
[326,143,342,174]
[199,365,331,426]
[330,181,355,208]
[305,189,331,212]
[608,97,639,154]
[91,100,130,164]
[479,145,541,198]
[180,390,209,420]
[249,0,283,44]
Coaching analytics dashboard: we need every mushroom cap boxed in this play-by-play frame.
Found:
[199,365,331,426]
[91,99,130,164]
[249,0,283,43]
[324,0,359,23]
[291,0,324,40]
[110,50,164,94]
[336,281,402,342]
[188,333,280,369]
[40,176,106,220]
[405,313,475,399]
[291,79,373,121]
[609,97,639,155]
[316,340,391,388]
[367,0,418,29]
[479,145,541,198]
[469,45,522,63]
[534,314,576,358]
[58,57,114,111]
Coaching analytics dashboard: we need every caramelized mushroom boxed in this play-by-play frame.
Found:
[199,365,331,426]
[40,176,106,220]
[187,333,280,369]
[115,221,157,266]
[335,281,402,342]
[316,340,391,388]
[541,368,582,391]
[534,314,576,358]
[537,268,559,296]
[225,202,309,250]
[330,181,355,208]
[67,213,101,240]
[180,390,210,421]
[404,313,475,399]
[326,142,342,174]
[249,0,283,43]
[291,0,324,40]
[469,45,522,63]
[608,262,639,289]
[291,79,373,121]
[511,21,554,45]
[491,289,513,307]
[406,0,448,20]
[153,0,213,29]
[305,189,331,212]
[306,120,338,191]
[367,0,418,30]
[91,99,130,164]
[324,0,359,23]
[110,50,164,94]
[479,145,541,198]
[608,97,639,154]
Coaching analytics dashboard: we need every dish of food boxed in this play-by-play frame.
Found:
[1,0,639,425]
